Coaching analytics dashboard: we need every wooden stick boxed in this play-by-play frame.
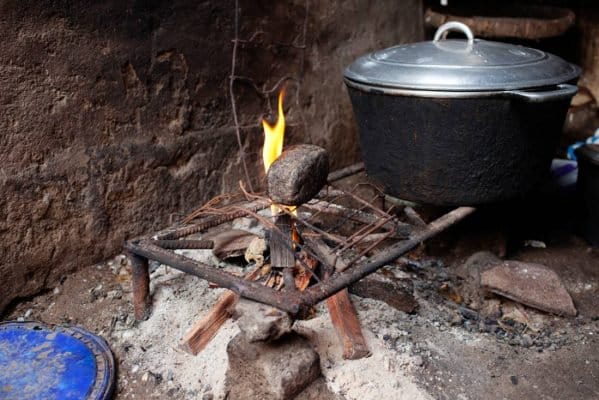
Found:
[179,291,238,355]
[326,289,371,360]
[271,213,296,290]
[307,237,370,359]
[180,266,261,355]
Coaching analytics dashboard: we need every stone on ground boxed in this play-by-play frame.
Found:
[481,260,577,316]
[233,299,293,342]
[226,332,321,400]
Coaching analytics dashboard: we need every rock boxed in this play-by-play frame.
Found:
[459,251,502,284]
[454,251,502,309]
[233,299,293,342]
[267,144,329,206]
[481,261,577,316]
[459,306,479,321]
[412,355,424,367]
[90,284,104,301]
[524,240,546,249]
[480,299,502,320]
[449,313,463,326]
[259,337,321,399]
[227,332,321,400]
[106,288,123,300]
[520,335,533,348]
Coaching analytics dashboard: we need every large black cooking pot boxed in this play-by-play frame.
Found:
[344,22,580,206]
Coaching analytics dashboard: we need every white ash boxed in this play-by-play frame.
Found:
[107,238,436,399]
[110,264,238,399]
[295,298,432,400]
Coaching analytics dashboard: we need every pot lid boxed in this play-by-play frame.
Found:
[344,21,580,92]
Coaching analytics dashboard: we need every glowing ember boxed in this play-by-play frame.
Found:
[262,90,286,173]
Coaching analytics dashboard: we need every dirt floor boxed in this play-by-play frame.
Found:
[3,199,599,399]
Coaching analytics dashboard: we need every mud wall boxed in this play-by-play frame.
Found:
[0,0,423,313]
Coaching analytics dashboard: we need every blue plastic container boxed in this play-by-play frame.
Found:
[0,321,115,400]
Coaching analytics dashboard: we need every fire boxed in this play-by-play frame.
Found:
[262,90,286,173]
[261,89,301,277]
[261,90,298,228]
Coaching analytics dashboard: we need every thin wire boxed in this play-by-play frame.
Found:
[229,0,254,192]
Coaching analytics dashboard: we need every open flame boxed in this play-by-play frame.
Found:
[261,90,299,246]
[262,90,286,217]
[262,90,286,173]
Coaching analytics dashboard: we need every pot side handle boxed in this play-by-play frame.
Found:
[504,84,578,103]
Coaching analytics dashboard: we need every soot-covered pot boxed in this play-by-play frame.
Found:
[344,22,580,206]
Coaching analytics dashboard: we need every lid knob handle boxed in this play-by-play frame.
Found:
[433,21,474,44]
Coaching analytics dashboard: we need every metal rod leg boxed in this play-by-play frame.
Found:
[128,252,151,321]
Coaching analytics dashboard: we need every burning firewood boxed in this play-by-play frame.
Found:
[270,213,297,290]
[294,250,318,291]
[262,90,330,294]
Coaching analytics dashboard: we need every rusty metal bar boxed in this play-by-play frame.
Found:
[326,187,394,220]
[303,199,410,233]
[157,198,270,240]
[297,207,476,310]
[126,207,474,315]
[125,240,302,314]
[327,162,365,182]
[128,252,151,321]
[153,239,214,250]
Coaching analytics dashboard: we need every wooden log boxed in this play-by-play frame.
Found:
[326,288,371,360]
[267,144,329,206]
[180,266,261,355]
[129,252,151,321]
[306,237,370,359]
[179,291,238,355]
[425,5,575,40]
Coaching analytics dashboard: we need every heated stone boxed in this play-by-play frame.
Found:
[267,144,329,206]
[233,299,293,342]
[481,261,577,316]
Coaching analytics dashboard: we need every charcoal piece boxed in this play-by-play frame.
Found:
[267,144,329,206]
